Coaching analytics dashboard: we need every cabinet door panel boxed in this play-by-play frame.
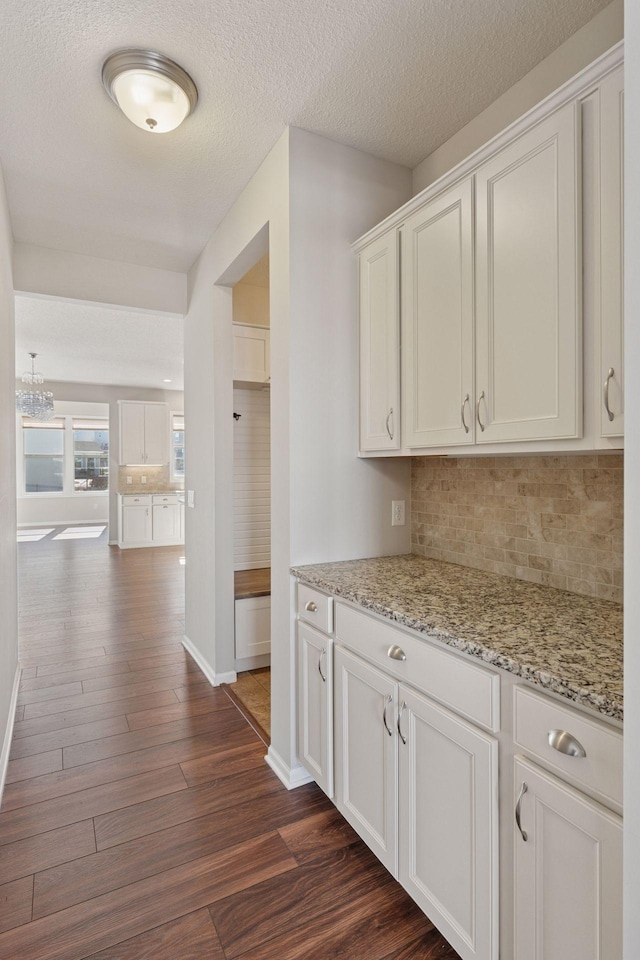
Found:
[359,231,400,451]
[334,646,398,874]
[119,402,145,465]
[152,504,180,541]
[402,179,474,448]
[599,68,624,437]
[144,404,168,465]
[233,325,270,383]
[399,686,498,960]
[475,102,581,442]
[122,505,150,543]
[297,623,332,797]
[514,756,622,960]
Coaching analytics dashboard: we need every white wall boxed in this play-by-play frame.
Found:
[624,2,639,955]
[0,162,18,799]
[185,127,411,783]
[29,382,183,539]
[13,243,187,316]
[412,0,623,194]
[233,386,271,570]
[232,283,269,327]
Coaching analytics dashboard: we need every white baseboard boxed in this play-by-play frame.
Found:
[265,745,314,791]
[182,636,237,686]
[0,664,21,805]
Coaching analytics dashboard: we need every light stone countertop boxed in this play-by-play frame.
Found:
[290,554,623,722]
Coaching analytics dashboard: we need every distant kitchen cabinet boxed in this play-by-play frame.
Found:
[120,495,152,544]
[119,401,169,465]
[235,596,271,660]
[152,502,180,542]
[475,101,581,443]
[358,229,401,451]
[599,66,624,437]
[233,324,270,384]
[118,493,183,548]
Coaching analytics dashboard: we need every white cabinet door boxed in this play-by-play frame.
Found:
[235,596,271,660]
[297,622,333,798]
[359,230,401,451]
[119,402,145,465]
[402,179,474,448]
[144,404,169,465]
[398,685,498,960]
[475,102,582,442]
[599,68,624,437]
[122,505,151,543]
[514,756,622,960]
[233,325,270,383]
[152,503,180,541]
[334,646,398,874]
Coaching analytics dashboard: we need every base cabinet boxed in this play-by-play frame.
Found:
[122,503,151,543]
[235,596,271,660]
[514,756,622,960]
[152,503,180,541]
[399,687,498,960]
[297,623,333,798]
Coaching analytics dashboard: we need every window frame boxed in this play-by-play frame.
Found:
[21,414,110,498]
[170,411,185,483]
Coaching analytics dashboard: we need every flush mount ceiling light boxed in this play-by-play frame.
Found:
[102,49,198,133]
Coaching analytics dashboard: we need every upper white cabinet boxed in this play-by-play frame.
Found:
[359,230,401,451]
[233,323,270,384]
[401,179,474,448]
[475,102,581,443]
[119,401,169,466]
[599,67,624,437]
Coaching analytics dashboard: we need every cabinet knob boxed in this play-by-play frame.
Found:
[547,729,587,758]
[387,644,406,662]
[305,601,317,613]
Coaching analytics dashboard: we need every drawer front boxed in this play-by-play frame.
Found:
[513,685,622,808]
[122,494,151,505]
[152,494,180,505]
[297,583,333,635]
[335,602,500,731]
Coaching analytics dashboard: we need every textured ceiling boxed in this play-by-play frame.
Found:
[0,0,609,271]
[15,296,184,390]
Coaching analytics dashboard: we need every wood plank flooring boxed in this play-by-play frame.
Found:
[1,526,461,959]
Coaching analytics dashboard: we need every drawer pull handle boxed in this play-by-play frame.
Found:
[382,694,393,736]
[604,367,615,422]
[397,700,407,745]
[305,601,317,613]
[318,648,326,683]
[387,644,406,662]
[515,781,528,842]
[461,394,470,434]
[476,390,486,432]
[548,729,587,758]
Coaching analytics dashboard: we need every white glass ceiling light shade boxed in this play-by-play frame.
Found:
[102,50,198,133]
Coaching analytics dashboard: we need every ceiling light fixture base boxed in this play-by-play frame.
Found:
[102,49,198,133]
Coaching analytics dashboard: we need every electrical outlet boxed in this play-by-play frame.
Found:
[141,476,147,484]
[126,476,132,484]
[392,500,405,526]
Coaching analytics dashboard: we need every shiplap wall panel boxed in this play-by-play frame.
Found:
[233,387,270,570]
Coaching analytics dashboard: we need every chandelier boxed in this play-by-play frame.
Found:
[15,353,55,421]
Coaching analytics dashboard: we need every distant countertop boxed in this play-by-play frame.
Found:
[290,555,623,722]
[118,490,184,496]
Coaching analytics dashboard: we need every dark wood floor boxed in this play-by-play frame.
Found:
[0,527,460,959]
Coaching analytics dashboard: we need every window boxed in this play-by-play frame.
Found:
[73,420,109,492]
[23,421,64,493]
[172,413,185,480]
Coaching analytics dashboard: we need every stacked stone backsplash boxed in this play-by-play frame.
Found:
[411,454,623,604]
[117,466,183,494]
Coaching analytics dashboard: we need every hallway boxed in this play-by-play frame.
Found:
[0,531,459,960]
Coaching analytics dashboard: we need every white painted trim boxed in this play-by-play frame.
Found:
[265,744,314,790]
[182,636,237,686]
[353,41,624,252]
[0,665,21,805]
[117,539,184,549]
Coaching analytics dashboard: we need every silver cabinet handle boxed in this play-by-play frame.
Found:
[382,694,393,736]
[385,408,394,440]
[305,601,317,613]
[318,648,326,683]
[387,644,406,662]
[515,781,528,841]
[476,391,486,432]
[548,729,587,758]
[397,700,407,745]
[604,367,615,422]
[461,394,470,434]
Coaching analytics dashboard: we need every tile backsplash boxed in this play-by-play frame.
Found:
[117,466,183,494]
[411,454,623,604]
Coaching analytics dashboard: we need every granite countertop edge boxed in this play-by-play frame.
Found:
[290,562,623,723]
